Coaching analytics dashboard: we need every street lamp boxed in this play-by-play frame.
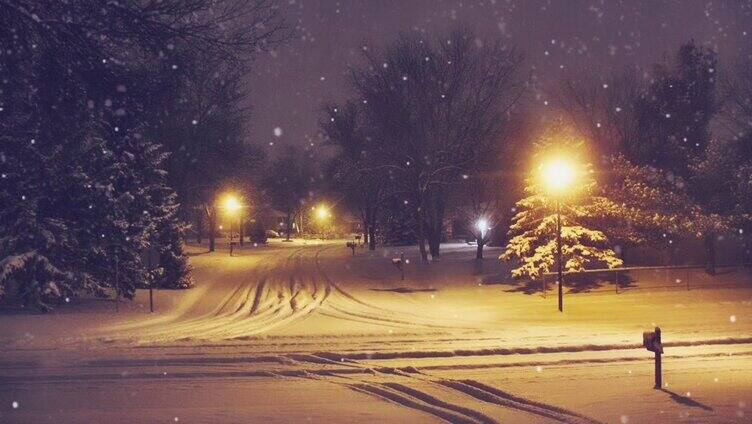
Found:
[541,158,576,313]
[316,205,330,220]
[315,204,332,238]
[475,218,489,239]
[223,195,241,214]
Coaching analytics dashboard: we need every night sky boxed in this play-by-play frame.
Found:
[249,0,752,154]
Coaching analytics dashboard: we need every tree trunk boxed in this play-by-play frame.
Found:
[427,197,444,260]
[196,210,203,244]
[239,218,244,246]
[417,210,428,263]
[428,233,441,260]
[208,211,216,252]
[704,232,716,276]
[368,225,376,251]
[285,213,293,241]
[476,239,484,259]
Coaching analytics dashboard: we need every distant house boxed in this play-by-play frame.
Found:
[251,207,288,234]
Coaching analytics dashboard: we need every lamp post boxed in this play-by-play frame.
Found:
[541,159,576,313]
[475,218,490,259]
[556,200,562,312]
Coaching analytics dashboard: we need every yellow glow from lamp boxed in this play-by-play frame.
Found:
[222,195,242,214]
[541,159,576,195]
[316,205,330,220]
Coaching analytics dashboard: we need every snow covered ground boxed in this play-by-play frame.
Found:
[1,240,751,423]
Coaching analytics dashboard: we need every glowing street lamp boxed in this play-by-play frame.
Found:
[475,218,490,238]
[223,195,242,215]
[314,204,332,238]
[541,158,577,313]
[221,194,243,255]
[542,160,575,195]
[316,205,330,221]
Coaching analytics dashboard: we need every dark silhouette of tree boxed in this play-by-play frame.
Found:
[262,147,314,241]
[555,41,727,273]
[349,27,524,262]
[448,172,505,259]
[0,0,288,308]
[714,56,752,265]
[321,101,385,250]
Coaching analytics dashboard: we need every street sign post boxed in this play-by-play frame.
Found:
[643,326,663,389]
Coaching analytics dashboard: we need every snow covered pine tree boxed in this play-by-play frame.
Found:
[0,1,197,311]
[501,131,623,283]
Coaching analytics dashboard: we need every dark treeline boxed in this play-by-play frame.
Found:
[3,7,752,311]
[322,28,752,273]
[322,28,526,262]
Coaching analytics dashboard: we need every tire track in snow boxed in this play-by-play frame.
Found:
[312,246,477,331]
[111,247,306,342]
[205,246,334,339]
[281,358,494,424]
[289,352,601,424]
[107,243,470,343]
[439,380,600,424]
[349,383,487,424]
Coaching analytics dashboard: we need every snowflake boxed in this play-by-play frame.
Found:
[273,127,283,137]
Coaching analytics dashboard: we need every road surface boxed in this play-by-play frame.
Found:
[1,241,751,423]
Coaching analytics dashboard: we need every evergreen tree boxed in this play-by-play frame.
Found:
[501,131,623,280]
[632,40,718,179]
[0,1,284,309]
[558,41,728,273]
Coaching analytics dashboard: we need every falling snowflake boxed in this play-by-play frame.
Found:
[273,127,283,137]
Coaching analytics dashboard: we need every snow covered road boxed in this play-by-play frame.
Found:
[1,241,751,422]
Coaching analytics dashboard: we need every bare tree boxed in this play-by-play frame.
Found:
[262,147,314,241]
[321,101,386,250]
[449,173,505,259]
[554,65,644,156]
[350,27,524,262]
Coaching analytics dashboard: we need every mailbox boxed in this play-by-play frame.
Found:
[643,326,663,389]
[346,242,356,248]
[643,329,663,354]
[392,257,402,266]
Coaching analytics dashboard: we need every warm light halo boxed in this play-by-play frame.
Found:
[222,194,242,214]
[316,204,330,220]
[541,158,576,195]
